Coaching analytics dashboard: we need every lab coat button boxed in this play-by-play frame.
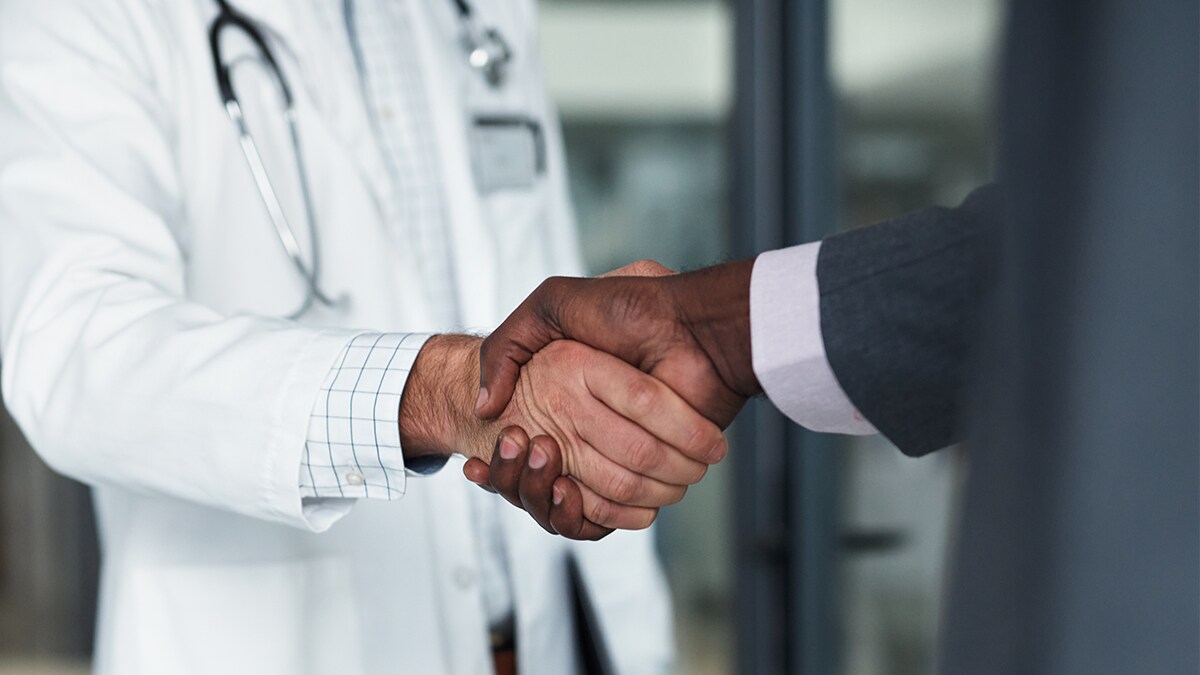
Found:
[345,471,366,486]
[453,567,475,589]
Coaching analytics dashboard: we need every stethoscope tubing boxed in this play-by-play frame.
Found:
[210,0,506,318]
[210,0,334,318]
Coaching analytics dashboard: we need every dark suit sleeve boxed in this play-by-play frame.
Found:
[816,185,999,456]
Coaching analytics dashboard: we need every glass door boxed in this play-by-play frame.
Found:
[538,2,738,673]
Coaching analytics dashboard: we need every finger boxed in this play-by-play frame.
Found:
[567,436,689,508]
[549,476,614,541]
[517,437,613,540]
[462,458,497,493]
[476,279,572,419]
[584,352,729,466]
[488,426,532,511]
[576,405,709,486]
[517,435,566,534]
[575,479,661,531]
[598,259,675,278]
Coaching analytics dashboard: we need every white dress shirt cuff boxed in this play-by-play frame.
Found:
[300,332,436,503]
[750,243,878,435]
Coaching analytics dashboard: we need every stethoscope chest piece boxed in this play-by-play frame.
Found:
[463,24,512,88]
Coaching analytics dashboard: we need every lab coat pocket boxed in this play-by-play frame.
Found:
[151,556,363,675]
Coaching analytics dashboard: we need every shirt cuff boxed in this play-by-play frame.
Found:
[300,332,437,501]
[750,243,878,435]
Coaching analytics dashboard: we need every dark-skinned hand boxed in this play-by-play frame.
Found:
[464,426,613,540]
[464,259,760,539]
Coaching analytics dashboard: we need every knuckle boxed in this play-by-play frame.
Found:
[542,338,588,366]
[625,377,661,414]
[533,277,571,319]
[535,276,564,299]
[629,259,658,276]
[625,436,662,473]
[682,420,723,461]
[586,497,613,526]
[662,486,688,506]
[606,470,642,504]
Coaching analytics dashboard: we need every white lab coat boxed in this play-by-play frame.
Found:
[0,0,674,673]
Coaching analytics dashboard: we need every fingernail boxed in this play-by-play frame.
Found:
[474,388,489,415]
[529,446,547,470]
[552,485,564,505]
[705,437,729,463]
[499,437,519,460]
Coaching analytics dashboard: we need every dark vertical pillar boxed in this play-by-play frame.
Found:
[732,1,791,671]
[783,1,840,673]
[732,0,838,672]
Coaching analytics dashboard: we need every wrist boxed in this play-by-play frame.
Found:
[669,258,761,396]
[399,334,497,460]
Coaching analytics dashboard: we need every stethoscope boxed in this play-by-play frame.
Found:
[208,0,513,318]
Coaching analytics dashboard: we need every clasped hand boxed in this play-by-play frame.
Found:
[460,260,758,540]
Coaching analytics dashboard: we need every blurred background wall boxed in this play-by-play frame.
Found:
[0,0,999,672]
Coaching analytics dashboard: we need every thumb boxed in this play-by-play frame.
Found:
[475,278,571,419]
[474,333,527,420]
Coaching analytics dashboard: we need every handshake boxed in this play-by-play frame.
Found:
[398,259,760,540]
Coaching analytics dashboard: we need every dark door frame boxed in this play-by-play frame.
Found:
[731,0,839,672]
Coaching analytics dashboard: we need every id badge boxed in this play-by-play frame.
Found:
[469,116,545,193]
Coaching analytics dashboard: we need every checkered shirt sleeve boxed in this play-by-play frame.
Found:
[300,332,435,500]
